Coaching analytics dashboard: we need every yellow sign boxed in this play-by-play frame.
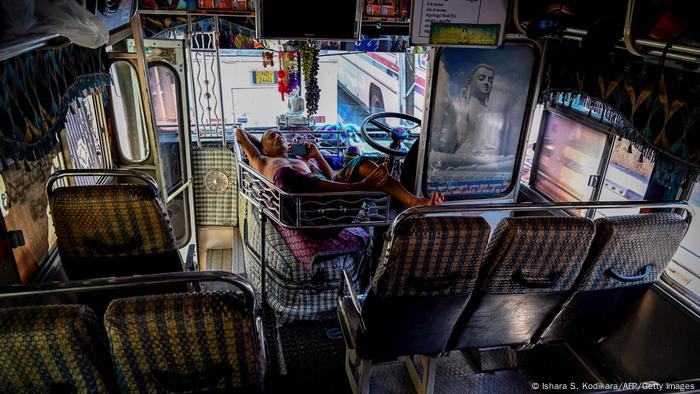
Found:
[252,70,277,85]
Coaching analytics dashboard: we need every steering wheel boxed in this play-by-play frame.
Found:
[360,112,421,157]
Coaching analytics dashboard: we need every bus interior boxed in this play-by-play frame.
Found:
[0,0,699,393]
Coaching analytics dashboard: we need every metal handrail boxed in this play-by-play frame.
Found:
[0,271,257,311]
[46,169,162,200]
[623,0,700,64]
[0,270,265,380]
[388,200,693,245]
[232,136,393,230]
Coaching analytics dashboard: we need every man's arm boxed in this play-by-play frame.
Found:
[303,142,334,180]
[234,128,265,167]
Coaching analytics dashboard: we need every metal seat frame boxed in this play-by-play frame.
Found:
[337,200,693,394]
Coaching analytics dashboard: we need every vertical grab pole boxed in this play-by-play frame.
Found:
[259,206,267,304]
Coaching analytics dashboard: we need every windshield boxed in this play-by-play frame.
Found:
[218,49,426,155]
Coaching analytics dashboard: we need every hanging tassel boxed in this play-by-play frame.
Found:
[638,154,644,163]
[627,143,633,154]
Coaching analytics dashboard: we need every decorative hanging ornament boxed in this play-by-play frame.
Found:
[298,42,321,115]
[277,70,287,100]
[262,51,274,67]
[276,52,300,101]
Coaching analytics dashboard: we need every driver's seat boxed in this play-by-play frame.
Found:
[399,137,420,194]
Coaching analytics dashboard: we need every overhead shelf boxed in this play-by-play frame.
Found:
[137,8,254,18]
[0,33,68,63]
[624,0,700,65]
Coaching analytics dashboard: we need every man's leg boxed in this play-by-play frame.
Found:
[351,159,442,207]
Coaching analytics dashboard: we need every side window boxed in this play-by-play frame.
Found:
[665,181,700,302]
[148,64,185,194]
[520,105,544,184]
[595,139,655,218]
[109,61,150,162]
[531,111,609,203]
[147,63,190,248]
[63,93,112,184]
[1,91,113,284]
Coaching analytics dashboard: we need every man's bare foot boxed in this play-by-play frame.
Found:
[409,192,445,207]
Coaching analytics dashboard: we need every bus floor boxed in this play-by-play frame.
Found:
[262,307,601,393]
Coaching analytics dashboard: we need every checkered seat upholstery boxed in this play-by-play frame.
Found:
[353,216,491,359]
[50,183,184,280]
[242,201,369,323]
[537,213,689,344]
[454,216,596,349]
[104,291,266,393]
[0,304,113,393]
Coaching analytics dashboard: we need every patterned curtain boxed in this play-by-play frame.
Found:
[540,41,700,187]
[0,45,111,170]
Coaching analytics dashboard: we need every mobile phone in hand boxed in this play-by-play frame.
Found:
[290,144,309,156]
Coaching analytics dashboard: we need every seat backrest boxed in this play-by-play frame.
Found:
[50,184,183,279]
[454,216,596,349]
[104,291,265,393]
[578,213,687,290]
[537,213,689,344]
[358,216,490,359]
[0,304,113,393]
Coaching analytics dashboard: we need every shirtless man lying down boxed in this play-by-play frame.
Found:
[235,128,443,207]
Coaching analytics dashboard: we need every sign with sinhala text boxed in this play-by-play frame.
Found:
[410,0,507,47]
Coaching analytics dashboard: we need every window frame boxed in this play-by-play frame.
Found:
[108,60,151,164]
[146,61,192,249]
[147,61,188,195]
[60,92,114,185]
[525,106,700,308]
[661,179,700,308]
[528,106,616,217]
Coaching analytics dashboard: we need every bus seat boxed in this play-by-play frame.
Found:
[337,216,490,394]
[50,183,184,280]
[453,216,596,350]
[536,213,689,345]
[399,137,420,194]
[0,304,114,393]
[242,202,371,323]
[104,291,266,393]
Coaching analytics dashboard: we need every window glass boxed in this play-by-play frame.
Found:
[148,64,184,194]
[533,112,608,202]
[63,94,109,185]
[219,49,424,154]
[665,181,700,302]
[109,61,149,162]
[2,154,61,283]
[167,192,190,248]
[520,104,544,184]
[596,139,654,218]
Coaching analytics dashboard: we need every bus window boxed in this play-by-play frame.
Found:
[63,94,111,185]
[147,63,191,249]
[148,64,185,194]
[167,192,190,247]
[666,181,700,303]
[520,104,544,184]
[109,61,149,162]
[532,111,609,202]
[222,50,424,154]
[596,139,654,218]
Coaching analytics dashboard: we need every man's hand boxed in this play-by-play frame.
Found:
[360,164,389,191]
[301,141,322,159]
